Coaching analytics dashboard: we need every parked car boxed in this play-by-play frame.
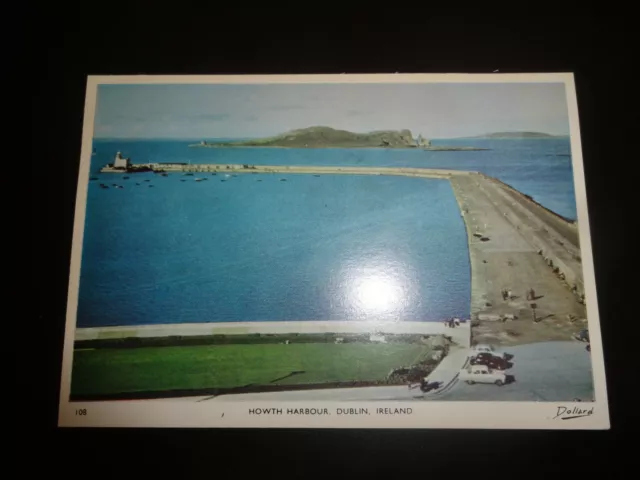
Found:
[471,344,513,361]
[469,352,512,370]
[459,364,509,386]
[586,343,591,352]
[419,380,443,393]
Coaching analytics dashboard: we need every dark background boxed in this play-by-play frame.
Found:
[24,6,633,476]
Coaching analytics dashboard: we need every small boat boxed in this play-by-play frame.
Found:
[116,185,124,189]
[184,173,194,176]
[100,185,109,189]
[211,172,217,176]
[144,179,151,182]
[224,174,231,178]
[231,174,238,177]
[161,173,169,177]
[135,183,141,186]
[149,185,154,187]
[220,179,226,182]
[90,177,98,181]
[195,178,203,182]
[256,179,262,182]
[313,175,321,177]
[123,176,130,180]
[280,178,287,182]
[180,179,186,182]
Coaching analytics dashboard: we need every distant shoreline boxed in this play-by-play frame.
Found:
[459,135,569,140]
[188,144,490,151]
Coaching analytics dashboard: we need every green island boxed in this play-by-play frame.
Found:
[188,126,489,151]
[70,332,447,399]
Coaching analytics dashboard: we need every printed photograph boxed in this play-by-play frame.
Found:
[67,78,596,407]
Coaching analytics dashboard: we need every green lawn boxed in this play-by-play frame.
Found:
[71,343,430,395]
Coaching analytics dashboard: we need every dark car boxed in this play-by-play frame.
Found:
[420,380,443,393]
[469,352,511,370]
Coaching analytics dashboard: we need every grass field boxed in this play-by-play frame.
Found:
[71,343,431,395]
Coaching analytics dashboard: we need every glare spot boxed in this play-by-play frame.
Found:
[353,275,403,313]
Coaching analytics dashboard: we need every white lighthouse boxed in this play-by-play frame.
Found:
[113,151,131,170]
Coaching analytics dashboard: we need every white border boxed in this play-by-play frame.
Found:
[58,73,609,429]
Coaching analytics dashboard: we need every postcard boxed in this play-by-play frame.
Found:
[58,73,609,429]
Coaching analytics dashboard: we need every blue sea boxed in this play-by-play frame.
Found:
[77,138,576,327]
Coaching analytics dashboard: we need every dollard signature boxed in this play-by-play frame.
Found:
[553,405,594,420]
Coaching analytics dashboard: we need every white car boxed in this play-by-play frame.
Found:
[471,344,510,360]
[459,364,508,386]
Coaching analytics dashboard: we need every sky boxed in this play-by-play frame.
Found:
[94,82,570,139]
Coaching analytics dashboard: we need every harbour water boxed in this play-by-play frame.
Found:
[77,138,576,327]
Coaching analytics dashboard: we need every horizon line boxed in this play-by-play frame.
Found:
[93,131,570,141]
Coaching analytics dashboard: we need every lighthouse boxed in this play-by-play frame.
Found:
[417,134,432,148]
[113,151,131,170]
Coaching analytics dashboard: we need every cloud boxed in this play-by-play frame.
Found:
[346,110,369,117]
[190,113,231,122]
[268,105,306,111]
